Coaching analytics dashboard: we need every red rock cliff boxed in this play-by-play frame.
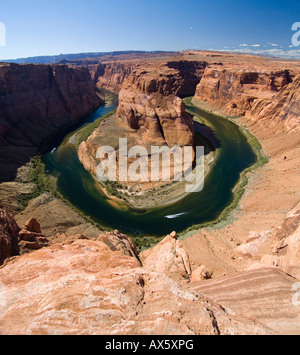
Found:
[194,65,299,132]
[0,63,103,181]
[94,59,208,97]
[194,65,292,116]
[250,74,300,133]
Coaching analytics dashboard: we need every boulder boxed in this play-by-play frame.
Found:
[19,241,42,250]
[191,265,214,282]
[234,231,270,257]
[261,225,300,280]
[25,218,41,234]
[141,234,192,282]
[19,229,37,242]
[253,206,300,280]
[0,209,20,265]
[98,230,140,262]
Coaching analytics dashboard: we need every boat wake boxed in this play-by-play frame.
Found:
[165,212,189,219]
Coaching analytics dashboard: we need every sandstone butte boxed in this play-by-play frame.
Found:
[78,60,207,188]
[0,50,300,335]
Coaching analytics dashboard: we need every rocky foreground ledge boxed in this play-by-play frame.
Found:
[0,208,299,335]
[0,211,269,335]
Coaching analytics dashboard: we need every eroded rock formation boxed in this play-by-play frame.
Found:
[111,61,209,148]
[141,231,192,282]
[91,59,210,147]
[117,90,194,146]
[98,229,140,262]
[252,203,300,280]
[93,61,137,92]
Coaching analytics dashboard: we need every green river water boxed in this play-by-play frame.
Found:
[43,97,257,237]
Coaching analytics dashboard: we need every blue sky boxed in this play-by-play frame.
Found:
[0,0,300,59]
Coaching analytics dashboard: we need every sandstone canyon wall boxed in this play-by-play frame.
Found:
[194,65,300,132]
[251,74,300,133]
[92,61,137,93]
[0,63,103,181]
[93,59,208,97]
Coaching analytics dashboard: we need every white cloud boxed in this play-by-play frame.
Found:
[219,47,300,58]
[239,44,260,47]
[267,43,278,47]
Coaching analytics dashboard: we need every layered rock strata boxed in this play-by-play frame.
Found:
[194,65,300,132]
[191,268,300,335]
[0,234,271,335]
[93,60,208,96]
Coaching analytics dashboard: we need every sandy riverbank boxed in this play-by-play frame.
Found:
[180,99,300,278]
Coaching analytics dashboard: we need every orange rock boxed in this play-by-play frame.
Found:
[191,268,300,335]
[0,239,271,335]
[98,231,140,262]
[19,240,41,250]
[94,59,208,97]
[25,218,41,234]
[19,229,37,242]
[251,75,300,133]
[191,265,213,282]
[194,65,299,133]
[141,234,192,282]
[117,90,194,147]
